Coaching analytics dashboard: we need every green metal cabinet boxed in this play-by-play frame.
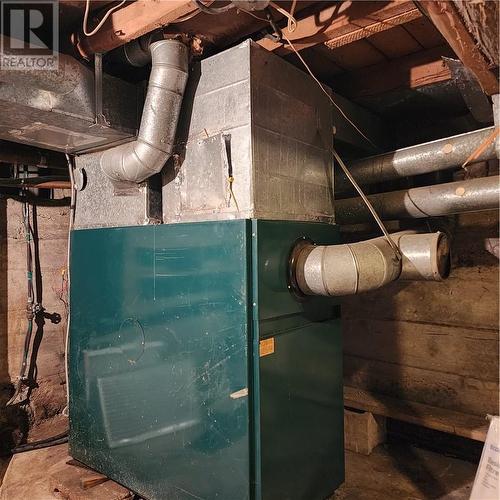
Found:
[69,220,343,500]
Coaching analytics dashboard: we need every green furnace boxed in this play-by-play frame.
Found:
[69,41,344,499]
[69,220,343,499]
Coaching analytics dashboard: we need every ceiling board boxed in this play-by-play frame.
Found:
[367,25,422,59]
[322,38,388,71]
[403,16,447,49]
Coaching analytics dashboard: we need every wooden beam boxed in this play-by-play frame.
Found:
[257,0,422,55]
[332,45,454,99]
[344,386,489,442]
[74,0,195,58]
[324,7,421,51]
[419,0,498,95]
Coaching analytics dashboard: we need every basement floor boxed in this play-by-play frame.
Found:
[0,442,477,499]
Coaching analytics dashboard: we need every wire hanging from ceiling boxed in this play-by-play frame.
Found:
[83,0,127,37]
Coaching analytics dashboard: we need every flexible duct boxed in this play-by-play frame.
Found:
[335,127,497,192]
[336,176,500,224]
[100,39,189,184]
[294,231,450,297]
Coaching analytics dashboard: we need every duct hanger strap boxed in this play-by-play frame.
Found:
[93,52,110,127]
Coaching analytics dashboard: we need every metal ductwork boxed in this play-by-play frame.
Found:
[336,176,500,224]
[0,36,138,153]
[100,39,189,184]
[335,127,498,192]
[293,231,450,297]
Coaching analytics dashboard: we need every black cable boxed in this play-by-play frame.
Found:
[0,192,71,206]
[6,197,36,406]
[264,7,282,42]
[193,0,235,15]
[12,431,69,454]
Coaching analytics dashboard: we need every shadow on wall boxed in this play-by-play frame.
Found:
[341,211,499,497]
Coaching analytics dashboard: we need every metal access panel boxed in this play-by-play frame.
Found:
[69,220,343,499]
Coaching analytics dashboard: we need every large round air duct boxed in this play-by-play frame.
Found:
[293,231,450,297]
[100,39,189,184]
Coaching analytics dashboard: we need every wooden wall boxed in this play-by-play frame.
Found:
[342,210,499,420]
[0,199,68,447]
[0,200,497,443]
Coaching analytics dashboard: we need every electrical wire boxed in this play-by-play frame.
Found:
[282,34,378,151]
[83,0,127,37]
[251,2,398,259]
[332,147,402,260]
[62,154,76,417]
[12,431,69,454]
[269,1,297,32]
[461,126,499,171]
[193,0,234,15]
[6,181,37,406]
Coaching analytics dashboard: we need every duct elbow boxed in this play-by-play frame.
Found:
[101,140,170,184]
[294,231,450,297]
[100,39,189,184]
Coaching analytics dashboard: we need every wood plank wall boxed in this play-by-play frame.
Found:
[0,199,68,432]
[342,210,499,418]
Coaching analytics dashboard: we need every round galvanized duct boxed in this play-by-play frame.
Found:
[393,231,451,281]
[335,176,500,224]
[100,39,189,184]
[294,231,450,297]
[335,126,497,192]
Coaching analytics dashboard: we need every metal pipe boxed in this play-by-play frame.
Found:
[100,39,189,184]
[0,176,69,188]
[296,235,401,296]
[294,231,450,297]
[336,176,500,224]
[335,127,497,191]
[392,231,450,281]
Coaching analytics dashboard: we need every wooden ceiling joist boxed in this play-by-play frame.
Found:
[257,0,422,55]
[332,45,454,99]
[75,0,195,58]
[419,0,499,96]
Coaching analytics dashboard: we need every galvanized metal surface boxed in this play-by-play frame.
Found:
[0,36,138,153]
[445,57,494,123]
[73,152,155,229]
[336,175,500,223]
[396,231,450,281]
[296,237,401,296]
[69,220,344,499]
[163,40,334,224]
[335,127,497,192]
[101,40,189,183]
[295,230,450,296]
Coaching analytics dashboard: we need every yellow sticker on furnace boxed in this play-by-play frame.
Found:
[259,337,275,357]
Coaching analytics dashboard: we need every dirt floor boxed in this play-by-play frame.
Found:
[0,442,477,499]
[333,445,476,500]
